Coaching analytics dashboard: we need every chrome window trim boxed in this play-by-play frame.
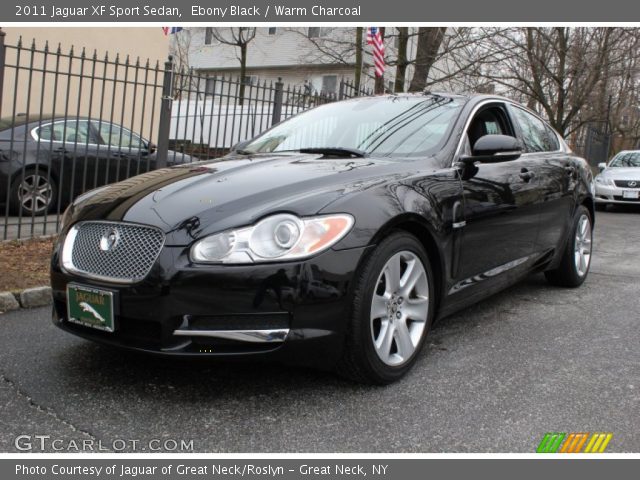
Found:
[61,220,166,285]
[451,98,566,167]
[30,119,100,146]
[31,119,147,150]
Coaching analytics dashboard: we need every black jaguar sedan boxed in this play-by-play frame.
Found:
[50,94,595,384]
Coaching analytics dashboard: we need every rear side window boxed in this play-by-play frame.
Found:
[36,120,93,144]
[510,106,559,153]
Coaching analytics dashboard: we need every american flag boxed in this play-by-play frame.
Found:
[162,27,183,36]
[367,27,385,78]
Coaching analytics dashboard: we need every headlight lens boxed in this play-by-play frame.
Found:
[190,213,354,264]
[595,175,615,186]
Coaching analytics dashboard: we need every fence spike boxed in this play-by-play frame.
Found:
[30,38,36,50]
[43,41,49,54]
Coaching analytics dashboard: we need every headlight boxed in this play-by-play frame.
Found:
[595,176,614,186]
[190,213,354,264]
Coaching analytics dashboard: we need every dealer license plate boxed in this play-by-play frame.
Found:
[66,284,115,332]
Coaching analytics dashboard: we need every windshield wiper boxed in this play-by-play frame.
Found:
[299,147,367,158]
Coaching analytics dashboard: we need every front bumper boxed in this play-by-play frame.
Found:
[594,183,640,205]
[51,242,370,369]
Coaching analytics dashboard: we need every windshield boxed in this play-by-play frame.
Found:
[243,96,463,157]
[609,151,640,168]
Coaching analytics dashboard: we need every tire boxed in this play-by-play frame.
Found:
[337,232,435,385]
[9,168,57,216]
[544,205,593,288]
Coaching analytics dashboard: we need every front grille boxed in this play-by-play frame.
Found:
[62,221,165,283]
[614,180,640,188]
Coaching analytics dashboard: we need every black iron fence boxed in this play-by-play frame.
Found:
[0,33,372,240]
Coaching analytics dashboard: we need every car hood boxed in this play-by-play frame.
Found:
[602,167,640,179]
[68,153,434,245]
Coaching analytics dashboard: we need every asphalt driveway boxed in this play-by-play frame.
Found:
[0,207,638,452]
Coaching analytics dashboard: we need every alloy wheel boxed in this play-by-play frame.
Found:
[17,173,53,214]
[370,250,430,366]
[574,214,592,277]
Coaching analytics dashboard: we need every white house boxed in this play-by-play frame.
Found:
[178,27,422,95]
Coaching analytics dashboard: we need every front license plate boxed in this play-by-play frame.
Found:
[623,190,639,199]
[66,284,115,332]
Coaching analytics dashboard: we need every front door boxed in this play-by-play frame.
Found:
[456,103,541,288]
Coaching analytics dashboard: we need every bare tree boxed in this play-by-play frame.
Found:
[394,28,410,93]
[408,28,447,92]
[207,27,257,104]
[473,27,637,136]
[354,27,364,92]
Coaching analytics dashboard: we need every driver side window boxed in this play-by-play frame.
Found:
[466,105,516,154]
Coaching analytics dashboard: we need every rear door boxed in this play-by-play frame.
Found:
[35,120,103,203]
[507,105,575,256]
[456,102,542,285]
[92,121,152,183]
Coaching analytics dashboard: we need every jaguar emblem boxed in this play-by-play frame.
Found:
[99,228,121,252]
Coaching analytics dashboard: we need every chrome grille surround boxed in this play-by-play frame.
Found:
[61,221,165,284]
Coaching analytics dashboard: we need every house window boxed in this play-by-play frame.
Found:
[308,27,330,39]
[205,77,216,95]
[268,27,277,35]
[242,75,257,86]
[205,27,213,45]
[321,75,338,95]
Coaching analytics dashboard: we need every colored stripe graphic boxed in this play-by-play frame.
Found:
[584,433,613,453]
[537,433,566,453]
[538,432,613,453]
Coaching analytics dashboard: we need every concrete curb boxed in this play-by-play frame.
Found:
[0,286,52,314]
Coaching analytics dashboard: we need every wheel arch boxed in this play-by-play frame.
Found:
[368,213,445,312]
[582,196,595,226]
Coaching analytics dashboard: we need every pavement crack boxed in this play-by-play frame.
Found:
[0,371,109,449]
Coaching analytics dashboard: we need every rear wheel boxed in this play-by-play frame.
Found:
[337,232,435,384]
[10,169,57,216]
[544,205,592,287]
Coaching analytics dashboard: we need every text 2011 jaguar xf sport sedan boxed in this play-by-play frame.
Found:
[51,94,595,384]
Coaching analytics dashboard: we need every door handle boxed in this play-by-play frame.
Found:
[53,147,69,154]
[519,168,536,182]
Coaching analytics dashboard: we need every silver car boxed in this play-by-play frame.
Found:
[595,150,640,207]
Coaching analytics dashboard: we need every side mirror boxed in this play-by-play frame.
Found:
[231,139,251,153]
[470,134,522,162]
[147,142,157,154]
[598,162,606,172]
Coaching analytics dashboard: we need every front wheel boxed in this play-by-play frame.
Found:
[544,205,593,287]
[337,232,435,384]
